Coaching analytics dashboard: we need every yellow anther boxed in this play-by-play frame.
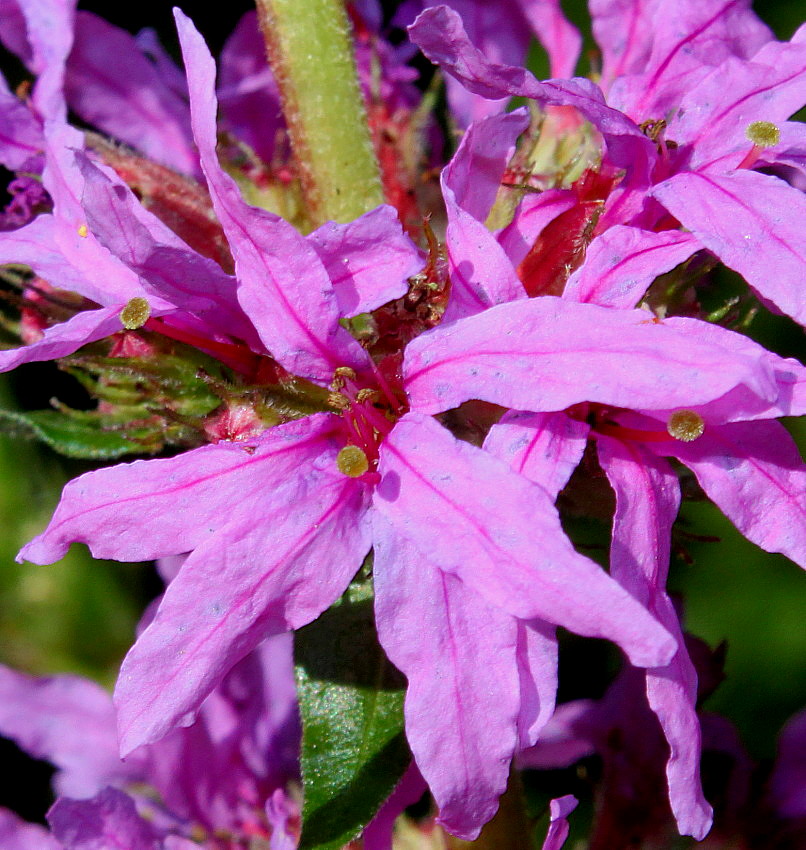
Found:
[327,391,350,411]
[745,121,780,149]
[336,445,369,478]
[356,388,381,404]
[77,223,88,238]
[119,297,151,330]
[667,410,705,442]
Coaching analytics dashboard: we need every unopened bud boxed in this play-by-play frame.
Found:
[667,410,705,442]
[745,121,780,149]
[336,445,369,477]
[120,297,151,330]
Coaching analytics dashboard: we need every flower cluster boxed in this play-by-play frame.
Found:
[0,0,804,847]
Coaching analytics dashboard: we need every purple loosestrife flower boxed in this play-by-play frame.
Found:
[408,2,806,326]
[13,9,788,838]
[407,100,806,840]
[0,632,300,849]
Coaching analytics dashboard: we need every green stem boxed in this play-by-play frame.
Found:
[255,0,384,226]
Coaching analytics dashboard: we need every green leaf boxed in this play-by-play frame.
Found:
[295,580,410,850]
[0,408,147,459]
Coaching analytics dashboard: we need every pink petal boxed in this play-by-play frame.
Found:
[656,420,806,569]
[20,413,343,566]
[0,665,131,799]
[175,10,367,383]
[217,11,283,165]
[66,13,198,176]
[608,0,773,120]
[514,0,581,79]
[669,43,806,173]
[0,808,61,850]
[541,794,578,850]
[0,75,42,170]
[375,413,676,667]
[75,153,253,342]
[408,6,652,169]
[652,169,806,326]
[307,205,421,316]
[362,762,427,850]
[115,451,371,753]
[403,297,775,415]
[597,437,712,839]
[48,787,158,850]
[483,410,589,500]
[591,0,655,90]
[441,111,528,321]
[0,305,136,372]
[516,620,558,751]
[563,226,699,308]
[497,188,577,268]
[373,520,519,840]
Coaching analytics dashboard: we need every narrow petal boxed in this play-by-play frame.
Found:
[48,787,159,850]
[116,455,370,754]
[652,169,806,326]
[66,13,198,175]
[408,6,652,169]
[375,413,676,667]
[656,420,806,568]
[516,620,558,751]
[541,795,578,850]
[483,410,589,500]
[307,205,421,316]
[373,519,520,840]
[441,111,529,321]
[563,227,699,309]
[0,809,61,850]
[0,305,125,372]
[514,0,581,79]
[362,762,428,850]
[20,414,341,565]
[175,10,367,383]
[597,437,712,839]
[75,153,253,342]
[403,297,775,415]
[217,11,283,165]
[0,665,131,798]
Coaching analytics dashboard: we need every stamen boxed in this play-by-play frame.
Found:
[666,410,705,442]
[120,297,151,330]
[77,223,88,238]
[745,121,780,149]
[336,445,369,477]
[356,388,381,404]
[327,391,350,410]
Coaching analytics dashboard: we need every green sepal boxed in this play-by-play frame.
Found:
[0,408,150,459]
[295,576,410,850]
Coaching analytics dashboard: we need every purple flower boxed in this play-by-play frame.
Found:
[408,3,806,326]
[25,9,794,838]
[0,632,300,849]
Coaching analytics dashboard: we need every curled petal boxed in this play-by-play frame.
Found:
[541,795,578,850]
[307,205,421,316]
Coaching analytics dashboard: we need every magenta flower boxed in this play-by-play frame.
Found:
[0,633,300,849]
[408,3,806,326]
[18,9,793,838]
[409,100,806,840]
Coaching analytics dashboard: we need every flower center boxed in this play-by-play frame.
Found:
[328,365,404,478]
